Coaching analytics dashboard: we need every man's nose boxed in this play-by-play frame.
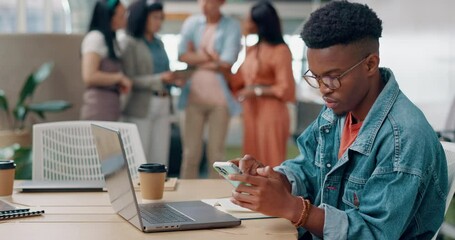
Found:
[319,82,334,95]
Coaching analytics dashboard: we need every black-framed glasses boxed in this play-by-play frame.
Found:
[302,56,369,90]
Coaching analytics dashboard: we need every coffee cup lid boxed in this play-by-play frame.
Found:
[138,163,166,173]
[0,160,16,170]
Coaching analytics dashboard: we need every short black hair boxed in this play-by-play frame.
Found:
[301,1,382,49]
[251,1,284,45]
[127,0,163,39]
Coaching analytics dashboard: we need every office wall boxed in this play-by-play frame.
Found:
[355,0,455,130]
[0,34,84,127]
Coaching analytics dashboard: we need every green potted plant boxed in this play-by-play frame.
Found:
[0,62,72,147]
[0,143,32,179]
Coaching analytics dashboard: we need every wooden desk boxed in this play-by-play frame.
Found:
[1,179,297,240]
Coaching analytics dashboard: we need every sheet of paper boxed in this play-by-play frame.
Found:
[201,198,274,220]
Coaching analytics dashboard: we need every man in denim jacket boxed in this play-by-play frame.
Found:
[229,2,448,239]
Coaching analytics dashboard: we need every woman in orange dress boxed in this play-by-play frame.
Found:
[229,1,295,167]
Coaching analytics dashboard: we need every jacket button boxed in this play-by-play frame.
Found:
[325,129,330,133]
[326,163,331,168]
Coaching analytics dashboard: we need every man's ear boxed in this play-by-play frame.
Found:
[366,53,380,74]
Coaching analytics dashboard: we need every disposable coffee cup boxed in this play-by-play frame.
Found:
[0,160,16,196]
[138,163,167,200]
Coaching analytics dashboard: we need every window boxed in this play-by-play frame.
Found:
[0,1,16,33]
[0,0,67,33]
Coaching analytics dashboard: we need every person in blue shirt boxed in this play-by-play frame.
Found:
[177,0,242,179]
[120,0,182,166]
[229,2,448,239]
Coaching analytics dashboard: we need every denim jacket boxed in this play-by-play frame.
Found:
[275,68,448,239]
[177,14,242,116]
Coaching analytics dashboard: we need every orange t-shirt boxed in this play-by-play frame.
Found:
[338,112,363,159]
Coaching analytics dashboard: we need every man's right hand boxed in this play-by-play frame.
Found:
[229,155,291,192]
[228,161,296,220]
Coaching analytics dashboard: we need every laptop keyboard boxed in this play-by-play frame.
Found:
[140,204,194,224]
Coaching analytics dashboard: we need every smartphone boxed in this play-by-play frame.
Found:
[174,68,194,79]
[213,162,243,187]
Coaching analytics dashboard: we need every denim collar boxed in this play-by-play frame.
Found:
[321,68,400,156]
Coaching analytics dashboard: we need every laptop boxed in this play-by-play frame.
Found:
[90,124,241,232]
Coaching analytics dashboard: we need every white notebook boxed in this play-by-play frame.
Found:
[0,200,44,220]
[201,198,274,220]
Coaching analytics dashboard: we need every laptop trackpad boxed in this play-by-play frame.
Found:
[168,201,238,222]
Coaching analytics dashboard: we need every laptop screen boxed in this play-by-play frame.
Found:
[91,124,143,230]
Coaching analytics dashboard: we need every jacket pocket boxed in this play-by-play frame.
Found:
[342,179,366,210]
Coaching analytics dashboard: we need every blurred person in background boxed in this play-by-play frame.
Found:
[80,0,132,121]
[177,0,242,178]
[229,1,295,167]
[120,0,183,166]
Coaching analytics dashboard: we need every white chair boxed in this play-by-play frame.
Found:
[433,141,455,239]
[437,96,455,142]
[32,121,146,181]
